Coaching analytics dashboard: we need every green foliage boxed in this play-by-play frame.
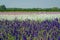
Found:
[8,33,15,40]
[0,5,60,12]
[0,5,6,11]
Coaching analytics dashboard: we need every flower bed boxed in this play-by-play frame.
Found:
[0,18,60,40]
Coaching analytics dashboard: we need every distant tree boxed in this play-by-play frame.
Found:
[51,7,59,11]
[0,5,6,11]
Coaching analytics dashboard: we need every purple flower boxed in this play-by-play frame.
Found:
[31,31,38,37]
[0,38,3,40]
[22,35,27,40]
[25,31,31,37]
[0,25,2,29]
[54,18,58,22]
[52,31,58,38]
[48,36,50,40]
[58,36,60,40]
[43,31,47,36]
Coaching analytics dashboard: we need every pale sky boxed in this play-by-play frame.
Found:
[0,0,60,8]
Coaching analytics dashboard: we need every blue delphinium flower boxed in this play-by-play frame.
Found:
[0,18,60,40]
[43,31,47,37]
[0,25,2,29]
[58,36,60,40]
[25,30,31,37]
[0,38,3,40]
[15,35,19,40]
[30,35,33,40]
[57,36,60,40]
[51,31,58,39]
[32,31,38,37]
[51,37,55,40]
[22,35,27,40]
[47,36,50,40]
[54,18,58,22]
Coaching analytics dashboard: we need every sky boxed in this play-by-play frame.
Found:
[0,0,60,8]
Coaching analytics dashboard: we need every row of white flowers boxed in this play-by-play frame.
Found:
[0,14,60,21]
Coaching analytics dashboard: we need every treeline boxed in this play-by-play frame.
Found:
[0,5,60,12]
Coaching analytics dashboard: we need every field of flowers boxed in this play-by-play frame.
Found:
[0,12,60,40]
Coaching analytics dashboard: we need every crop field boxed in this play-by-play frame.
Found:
[0,12,60,40]
[0,12,60,20]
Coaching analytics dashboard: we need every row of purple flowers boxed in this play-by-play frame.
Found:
[0,18,60,40]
